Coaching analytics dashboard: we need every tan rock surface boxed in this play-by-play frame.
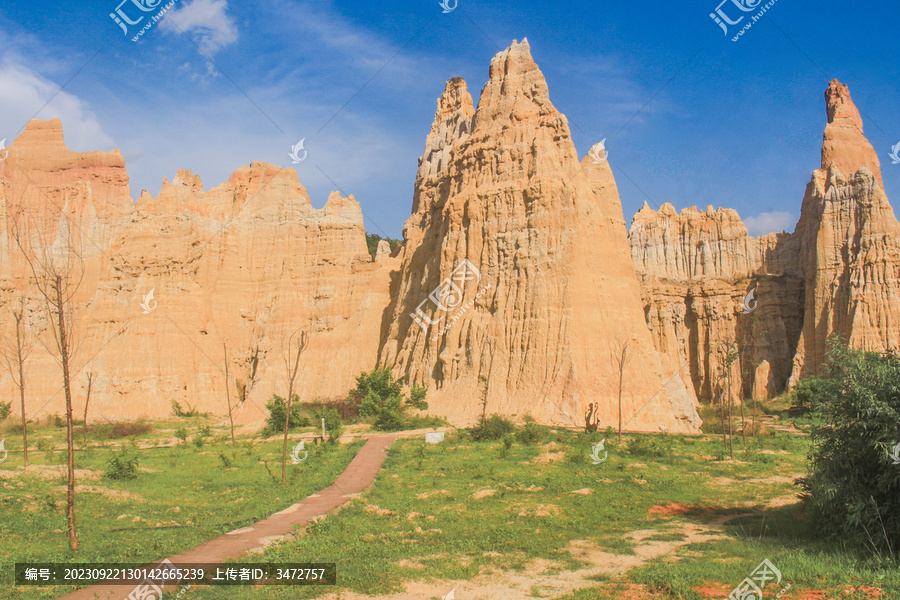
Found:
[379,40,700,431]
[630,80,898,402]
[0,122,393,423]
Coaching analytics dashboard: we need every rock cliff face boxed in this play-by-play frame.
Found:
[0,121,391,422]
[378,40,700,431]
[629,79,898,403]
[1,48,894,430]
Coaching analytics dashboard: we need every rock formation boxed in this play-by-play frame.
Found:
[629,79,898,403]
[378,40,700,431]
[788,81,899,381]
[0,45,894,432]
[1,121,391,423]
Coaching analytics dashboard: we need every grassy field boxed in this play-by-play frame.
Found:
[2,412,898,600]
[0,417,363,600]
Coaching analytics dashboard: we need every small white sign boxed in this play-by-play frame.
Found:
[425,432,445,444]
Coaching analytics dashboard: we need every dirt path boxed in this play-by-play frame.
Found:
[53,434,396,600]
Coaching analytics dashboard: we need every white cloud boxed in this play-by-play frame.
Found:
[0,59,114,152]
[744,210,796,236]
[160,0,238,56]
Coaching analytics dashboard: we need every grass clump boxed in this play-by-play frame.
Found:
[105,449,139,480]
[85,420,153,440]
[470,414,516,441]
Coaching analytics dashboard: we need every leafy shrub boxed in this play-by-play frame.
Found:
[84,420,152,440]
[262,394,311,437]
[626,435,665,458]
[515,421,546,445]
[49,414,65,428]
[174,426,189,444]
[470,414,515,441]
[0,401,11,421]
[171,400,205,418]
[361,391,404,431]
[352,369,428,431]
[406,384,428,411]
[311,407,344,443]
[799,340,900,555]
[791,376,840,415]
[105,450,139,480]
[499,434,514,456]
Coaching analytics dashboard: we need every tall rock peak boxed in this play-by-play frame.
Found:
[383,39,700,432]
[415,76,475,187]
[821,79,882,187]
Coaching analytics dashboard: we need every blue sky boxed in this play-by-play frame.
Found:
[0,0,897,238]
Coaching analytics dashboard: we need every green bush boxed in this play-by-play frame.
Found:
[515,421,546,445]
[0,401,11,421]
[798,339,900,555]
[174,426,189,444]
[171,400,206,417]
[85,420,152,440]
[626,435,665,458]
[361,391,404,431]
[311,407,344,442]
[352,369,428,431]
[262,394,311,437]
[105,450,139,480]
[791,375,840,415]
[470,414,515,441]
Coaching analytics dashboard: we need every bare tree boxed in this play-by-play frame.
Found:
[2,298,32,466]
[282,330,308,483]
[81,371,94,448]
[718,340,740,459]
[613,339,630,445]
[11,209,84,551]
[223,342,236,446]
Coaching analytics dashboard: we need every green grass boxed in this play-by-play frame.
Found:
[4,416,899,600]
[1,419,363,600]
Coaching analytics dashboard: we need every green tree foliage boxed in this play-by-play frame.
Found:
[263,394,311,437]
[799,338,900,556]
[352,368,428,431]
[312,407,344,443]
[470,414,516,441]
[365,234,401,260]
